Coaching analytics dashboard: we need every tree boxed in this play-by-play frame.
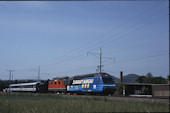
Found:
[141,86,149,95]
[0,80,4,91]
[152,76,167,84]
[135,73,166,84]
[14,80,18,84]
[146,72,153,78]
[116,84,126,95]
[135,76,147,83]
[146,72,153,83]
[167,75,170,80]
[167,75,170,84]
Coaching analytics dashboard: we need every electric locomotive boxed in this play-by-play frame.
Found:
[67,73,116,95]
[48,77,68,93]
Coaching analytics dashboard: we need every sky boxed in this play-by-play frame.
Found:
[0,0,169,80]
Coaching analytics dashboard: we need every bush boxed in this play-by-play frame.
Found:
[116,84,126,95]
[141,86,149,95]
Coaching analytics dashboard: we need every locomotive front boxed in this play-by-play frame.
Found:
[101,76,116,94]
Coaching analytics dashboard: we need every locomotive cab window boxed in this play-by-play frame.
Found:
[102,77,114,84]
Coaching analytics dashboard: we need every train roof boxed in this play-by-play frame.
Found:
[51,76,69,81]
[10,82,39,87]
[72,72,111,79]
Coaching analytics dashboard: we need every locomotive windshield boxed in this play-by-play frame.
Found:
[102,77,114,84]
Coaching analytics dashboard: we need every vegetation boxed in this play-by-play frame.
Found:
[135,72,167,84]
[116,84,126,95]
[112,72,168,84]
[0,93,169,113]
[168,75,170,80]
[141,86,149,95]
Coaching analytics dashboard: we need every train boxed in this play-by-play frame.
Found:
[5,73,116,95]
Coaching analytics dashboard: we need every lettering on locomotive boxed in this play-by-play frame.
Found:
[72,79,94,85]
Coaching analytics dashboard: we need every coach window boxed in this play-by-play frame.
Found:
[51,82,53,85]
[55,82,56,85]
[58,81,60,84]
[11,86,19,88]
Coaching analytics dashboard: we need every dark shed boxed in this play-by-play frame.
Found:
[124,83,152,95]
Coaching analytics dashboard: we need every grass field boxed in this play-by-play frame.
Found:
[0,93,169,113]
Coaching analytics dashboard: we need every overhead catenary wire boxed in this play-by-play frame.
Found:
[54,65,97,76]
[38,3,167,77]
[67,3,168,54]
[39,11,168,70]
[44,8,168,69]
[103,53,169,66]
[39,1,166,68]
[103,30,169,54]
[87,7,168,52]
[102,37,169,60]
[1,1,168,79]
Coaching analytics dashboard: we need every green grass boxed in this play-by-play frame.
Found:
[0,93,169,113]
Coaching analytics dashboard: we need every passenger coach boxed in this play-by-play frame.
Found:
[8,81,48,93]
[9,82,39,92]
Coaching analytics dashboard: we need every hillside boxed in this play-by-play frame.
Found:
[123,74,139,83]
[112,74,139,83]
[112,76,120,83]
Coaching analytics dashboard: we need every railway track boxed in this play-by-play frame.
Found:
[2,91,169,104]
[61,94,170,104]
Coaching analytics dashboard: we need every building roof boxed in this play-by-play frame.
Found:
[117,83,170,86]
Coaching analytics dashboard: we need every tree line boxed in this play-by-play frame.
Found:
[135,72,169,84]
